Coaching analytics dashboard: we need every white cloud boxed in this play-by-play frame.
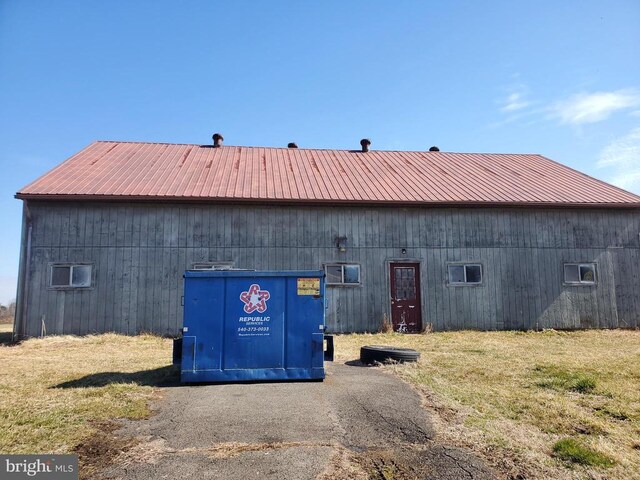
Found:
[550,89,640,125]
[597,127,640,193]
[495,85,640,129]
[500,92,530,112]
[490,83,537,128]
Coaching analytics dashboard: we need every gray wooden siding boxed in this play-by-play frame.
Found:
[16,202,640,337]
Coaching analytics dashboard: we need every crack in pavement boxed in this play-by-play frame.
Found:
[352,395,428,444]
[439,446,477,479]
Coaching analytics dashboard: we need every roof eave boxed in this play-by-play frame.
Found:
[14,193,640,209]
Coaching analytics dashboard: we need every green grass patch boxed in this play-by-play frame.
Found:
[533,364,597,393]
[553,437,615,467]
[593,406,630,421]
[381,464,397,480]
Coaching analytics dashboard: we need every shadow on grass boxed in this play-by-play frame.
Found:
[0,331,16,346]
[54,365,181,389]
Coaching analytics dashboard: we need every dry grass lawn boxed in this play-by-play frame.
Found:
[335,330,640,480]
[1,329,637,479]
[0,333,174,476]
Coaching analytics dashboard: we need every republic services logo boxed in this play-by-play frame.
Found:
[240,284,270,314]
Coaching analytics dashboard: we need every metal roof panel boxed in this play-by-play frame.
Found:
[16,141,640,207]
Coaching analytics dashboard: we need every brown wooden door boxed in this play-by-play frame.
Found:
[390,263,422,333]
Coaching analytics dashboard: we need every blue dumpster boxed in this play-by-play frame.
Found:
[179,270,327,383]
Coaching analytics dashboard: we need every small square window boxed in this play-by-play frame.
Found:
[325,265,343,284]
[325,264,360,285]
[71,265,91,287]
[50,264,92,288]
[564,264,580,283]
[51,266,71,286]
[448,263,482,285]
[448,265,465,284]
[564,263,596,285]
[580,265,595,283]
[343,265,360,284]
[465,265,482,283]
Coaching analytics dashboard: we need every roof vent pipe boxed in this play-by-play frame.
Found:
[360,138,371,152]
[429,146,440,152]
[288,142,298,148]
[212,133,224,148]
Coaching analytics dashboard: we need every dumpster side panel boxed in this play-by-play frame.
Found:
[182,277,224,371]
[286,276,325,369]
[223,278,285,370]
[181,270,326,383]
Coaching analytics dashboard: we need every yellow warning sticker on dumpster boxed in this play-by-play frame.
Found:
[297,278,320,296]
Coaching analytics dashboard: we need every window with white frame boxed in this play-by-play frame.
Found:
[564,263,596,285]
[192,262,234,270]
[325,264,360,285]
[49,264,92,288]
[447,263,482,285]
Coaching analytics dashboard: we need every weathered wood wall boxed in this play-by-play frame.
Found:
[15,201,640,336]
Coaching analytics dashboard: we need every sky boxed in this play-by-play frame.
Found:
[0,0,639,304]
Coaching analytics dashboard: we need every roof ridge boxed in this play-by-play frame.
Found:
[95,139,198,146]
[93,140,542,156]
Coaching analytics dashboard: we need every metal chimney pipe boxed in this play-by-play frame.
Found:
[360,138,371,152]
[212,133,224,148]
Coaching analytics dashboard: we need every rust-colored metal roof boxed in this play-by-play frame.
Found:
[16,141,640,207]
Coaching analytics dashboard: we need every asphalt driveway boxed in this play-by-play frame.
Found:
[102,363,494,479]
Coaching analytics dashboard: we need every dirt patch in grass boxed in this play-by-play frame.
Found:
[335,330,640,480]
[0,333,174,478]
[73,421,139,479]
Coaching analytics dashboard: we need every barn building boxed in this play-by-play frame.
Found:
[13,136,640,338]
